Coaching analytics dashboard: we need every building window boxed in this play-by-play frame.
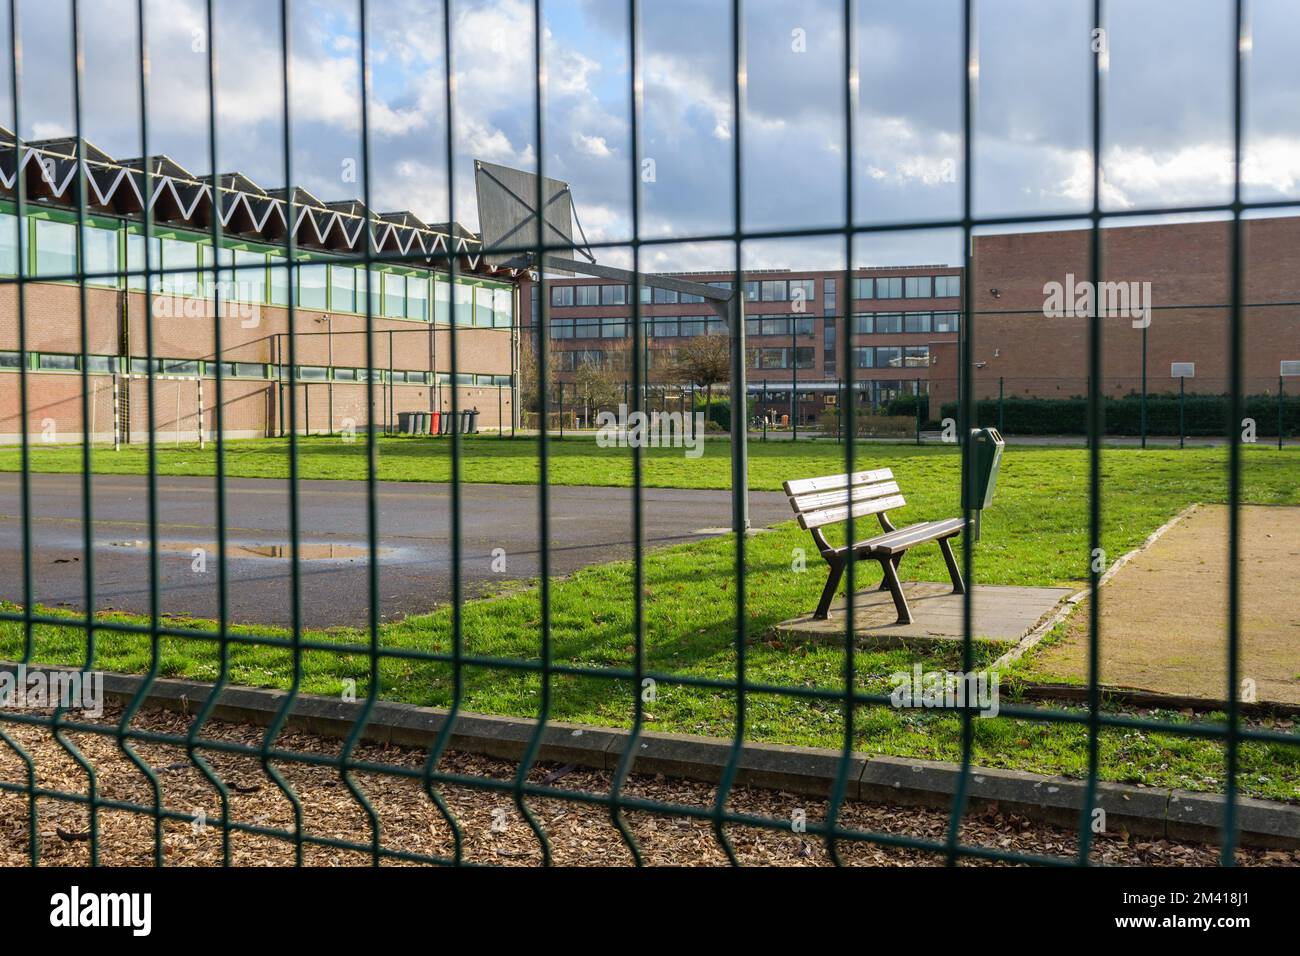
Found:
[875,346,902,369]
[601,318,626,338]
[679,317,706,337]
[551,318,574,339]
[473,285,494,326]
[760,279,788,302]
[575,285,600,306]
[163,359,200,376]
[933,311,960,333]
[904,346,930,368]
[330,265,356,314]
[157,237,198,297]
[653,287,679,305]
[904,312,931,334]
[83,224,119,286]
[904,276,932,298]
[600,284,626,305]
[854,346,873,369]
[269,255,291,307]
[384,272,407,318]
[874,313,903,334]
[744,281,760,302]
[300,263,329,310]
[574,317,600,338]
[492,287,512,327]
[127,233,162,292]
[0,213,19,276]
[551,285,574,307]
[38,353,79,371]
[790,279,815,306]
[876,277,903,299]
[408,276,430,321]
[823,323,836,374]
[934,275,961,297]
[852,313,873,334]
[297,365,329,381]
[651,317,678,338]
[34,217,77,277]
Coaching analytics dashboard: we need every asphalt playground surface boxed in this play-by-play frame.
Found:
[0,473,790,629]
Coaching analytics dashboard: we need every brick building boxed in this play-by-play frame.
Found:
[521,266,963,425]
[520,215,1299,426]
[932,216,1300,408]
[0,132,520,444]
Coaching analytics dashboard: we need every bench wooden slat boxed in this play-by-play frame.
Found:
[864,517,965,555]
[798,494,908,530]
[788,481,902,515]
[782,468,893,497]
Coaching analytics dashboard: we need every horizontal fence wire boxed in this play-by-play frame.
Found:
[0,0,1295,868]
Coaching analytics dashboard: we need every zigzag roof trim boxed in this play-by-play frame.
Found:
[0,131,512,280]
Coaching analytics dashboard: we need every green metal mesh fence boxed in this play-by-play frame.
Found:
[0,0,1295,868]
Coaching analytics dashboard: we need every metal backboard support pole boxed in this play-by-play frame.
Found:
[522,254,749,530]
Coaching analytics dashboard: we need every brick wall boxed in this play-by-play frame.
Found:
[929,217,1300,408]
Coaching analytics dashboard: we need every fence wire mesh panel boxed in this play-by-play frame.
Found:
[0,0,1295,871]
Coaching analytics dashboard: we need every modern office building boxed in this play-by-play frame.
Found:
[521,266,964,425]
[521,215,1299,426]
[0,130,520,444]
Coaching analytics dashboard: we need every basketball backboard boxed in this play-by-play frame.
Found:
[474,160,576,274]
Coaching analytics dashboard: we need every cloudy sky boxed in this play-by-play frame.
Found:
[2,0,1297,271]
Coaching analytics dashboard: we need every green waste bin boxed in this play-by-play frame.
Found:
[963,427,1004,539]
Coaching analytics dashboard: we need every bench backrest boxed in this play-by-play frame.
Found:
[782,469,905,531]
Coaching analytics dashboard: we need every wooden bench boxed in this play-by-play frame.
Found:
[783,469,965,623]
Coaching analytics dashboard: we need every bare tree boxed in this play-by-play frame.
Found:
[672,333,731,430]
[572,341,629,424]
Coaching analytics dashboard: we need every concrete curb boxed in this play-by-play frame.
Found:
[3,663,1297,849]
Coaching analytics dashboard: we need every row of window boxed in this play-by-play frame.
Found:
[0,351,510,386]
[748,347,816,370]
[853,346,931,369]
[548,311,958,339]
[853,311,960,334]
[547,280,732,308]
[0,207,514,328]
[851,275,961,300]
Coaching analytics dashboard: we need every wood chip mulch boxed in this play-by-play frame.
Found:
[1,706,1295,867]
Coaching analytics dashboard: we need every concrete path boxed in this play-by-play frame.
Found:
[0,473,791,629]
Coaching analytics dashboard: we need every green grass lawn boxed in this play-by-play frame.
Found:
[2,437,1298,801]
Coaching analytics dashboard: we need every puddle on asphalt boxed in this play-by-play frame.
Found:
[106,540,388,560]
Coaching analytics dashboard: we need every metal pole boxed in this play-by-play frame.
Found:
[791,319,798,443]
[762,378,767,441]
[1140,323,1148,449]
[112,372,120,451]
[1279,376,1285,452]
[1179,375,1186,449]
[998,375,1004,432]
[498,382,503,438]
[915,377,921,445]
[558,380,564,439]
[198,374,204,449]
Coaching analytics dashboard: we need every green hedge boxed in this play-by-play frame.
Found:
[938,392,1298,437]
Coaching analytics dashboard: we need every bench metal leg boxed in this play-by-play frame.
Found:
[814,556,844,620]
[938,535,965,594]
[877,553,902,591]
[878,555,912,625]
